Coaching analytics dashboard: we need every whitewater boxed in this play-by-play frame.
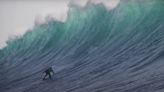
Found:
[0,0,164,92]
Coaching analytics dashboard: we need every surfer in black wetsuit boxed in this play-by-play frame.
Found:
[43,67,54,80]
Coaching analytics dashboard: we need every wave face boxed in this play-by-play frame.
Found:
[0,0,164,92]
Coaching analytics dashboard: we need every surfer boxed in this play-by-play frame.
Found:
[42,67,54,80]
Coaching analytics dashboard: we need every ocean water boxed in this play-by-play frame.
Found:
[0,0,164,92]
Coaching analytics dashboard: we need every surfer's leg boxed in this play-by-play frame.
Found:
[43,74,48,80]
[48,73,52,79]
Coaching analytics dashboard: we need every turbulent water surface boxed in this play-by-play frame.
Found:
[0,0,164,92]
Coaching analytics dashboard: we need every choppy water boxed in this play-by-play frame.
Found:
[0,0,164,92]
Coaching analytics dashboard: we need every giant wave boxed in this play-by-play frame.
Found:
[0,0,164,92]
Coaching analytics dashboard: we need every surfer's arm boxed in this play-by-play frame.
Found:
[51,69,55,74]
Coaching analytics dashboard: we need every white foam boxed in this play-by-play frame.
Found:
[0,0,120,49]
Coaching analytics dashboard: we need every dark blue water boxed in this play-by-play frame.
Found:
[0,0,164,92]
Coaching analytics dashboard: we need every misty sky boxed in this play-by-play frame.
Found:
[0,0,120,49]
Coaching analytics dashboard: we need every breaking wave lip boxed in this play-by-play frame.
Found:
[0,0,164,92]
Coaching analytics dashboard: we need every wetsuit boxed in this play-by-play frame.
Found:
[43,67,54,80]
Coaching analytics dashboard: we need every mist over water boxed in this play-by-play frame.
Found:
[0,0,164,92]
